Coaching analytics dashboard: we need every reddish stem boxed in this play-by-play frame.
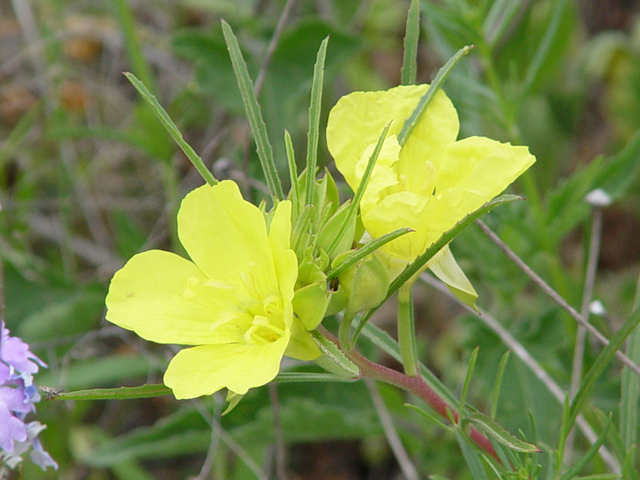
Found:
[319,327,499,464]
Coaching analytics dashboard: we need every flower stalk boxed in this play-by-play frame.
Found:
[397,282,419,377]
[319,326,499,463]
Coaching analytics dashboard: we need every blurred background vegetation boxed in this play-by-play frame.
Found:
[1,0,640,478]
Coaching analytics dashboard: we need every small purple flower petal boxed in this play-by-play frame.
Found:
[0,322,56,470]
[0,401,27,451]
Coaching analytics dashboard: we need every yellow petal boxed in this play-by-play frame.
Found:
[427,245,478,309]
[106,250,247,345]
[437,136,535,199]
[177,180,278,299]
[164,333,290,398]
[327,85,458,193]
[362,191,429,262]
[268,200,298,317]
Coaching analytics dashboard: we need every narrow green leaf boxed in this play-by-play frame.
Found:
[456,431,489,480]
[490,351,510,419]
[458,347,479,415]
[574,474,622,480]
[56,383,173,401]
[556,396,572,475]
[401,0,420,85]
[326,122,392,256]
[569,304,640,427]
[483,0,526,48]
[397,45,473,146]
[326,227,412,279]
[405,403,453,432]
[463,413,540,453]
[520,0,569,98]
[305,37,329,206]
[558,417,612,480]
[388,194,522,299]
[622,273,640,479]
[124,73,217,186]
[284,130,300,219]
[272,372,355,383]
[221,20,283,200]
[310,330,360,378]
[620,324,640,474]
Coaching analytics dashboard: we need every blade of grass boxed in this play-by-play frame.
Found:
[569,304,640,429]
[124,73,217,186]
[221,20,284,201]
[112,0,155,93]
[558,417,612,480]
[520,0,569,99]
[620,274,640,466]
[456,432,489,480]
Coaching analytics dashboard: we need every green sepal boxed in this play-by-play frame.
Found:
[292,281,332,331]
[333,250,390,314]
[297,245,329,286]
[317,201,356,260]
[222,391,244,416]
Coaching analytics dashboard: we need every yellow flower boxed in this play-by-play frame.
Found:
[327,84,535,300]
[105,180,312,399]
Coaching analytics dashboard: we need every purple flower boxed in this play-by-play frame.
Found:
[0,322,57,471]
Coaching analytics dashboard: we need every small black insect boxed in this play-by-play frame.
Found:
[38,386,64,401]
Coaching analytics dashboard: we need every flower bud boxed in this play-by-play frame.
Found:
[334,251,390,314]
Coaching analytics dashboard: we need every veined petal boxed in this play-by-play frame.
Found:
[268,200,298,317]
[362,191,430,262]
[327,85,458,194]
[106,250,248,345]
[178,181,278,300]
[164,332,290,398]
[437,137,535,197]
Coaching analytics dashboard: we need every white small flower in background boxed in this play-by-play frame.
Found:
[585,188,612,207]
[0,321,57,471]
[589,300,606,316]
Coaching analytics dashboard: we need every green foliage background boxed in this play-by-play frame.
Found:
[2,0,640,478]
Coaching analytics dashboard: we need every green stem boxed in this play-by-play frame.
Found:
[339,312,356,351]
[398,282,419,377]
